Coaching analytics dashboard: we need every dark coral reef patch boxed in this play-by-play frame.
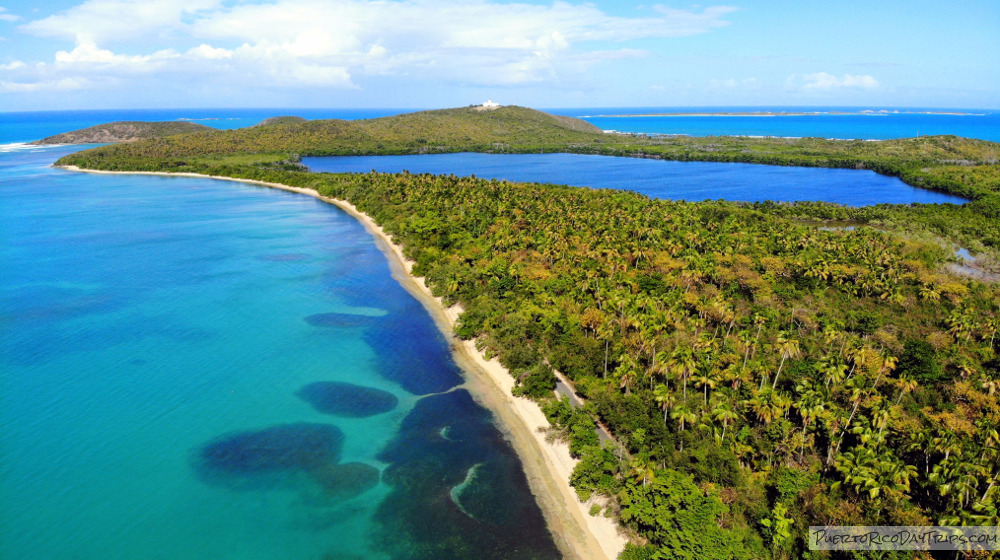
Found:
[296,382,398,418]
[195,423,344,477]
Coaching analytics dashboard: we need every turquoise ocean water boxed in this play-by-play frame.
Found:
[566,106,1000,141]
[1,145,559,560]
[1,107,993,559]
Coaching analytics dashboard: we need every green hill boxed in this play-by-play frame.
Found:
[52,106,606,158]
[32,120,213,145]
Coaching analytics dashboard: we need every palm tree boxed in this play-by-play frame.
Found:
[671,405,696,432]
[738,329,755,371]
[670,346,696,400]
[653,383,674,424]
[713,402,739,442]
[750,390,780,425]
[615,353,640,394]
[871,351,898,389]
[694,372,717,407]
[771,333,801,389]
[629,453,657,488]
[652,346,673,384]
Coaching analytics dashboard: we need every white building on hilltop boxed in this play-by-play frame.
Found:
[482,99,501,108]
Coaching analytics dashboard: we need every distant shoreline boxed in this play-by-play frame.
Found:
[582,110,983,118]
[59,165,629,560]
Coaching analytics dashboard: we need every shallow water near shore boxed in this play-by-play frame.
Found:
[1,146,559,560]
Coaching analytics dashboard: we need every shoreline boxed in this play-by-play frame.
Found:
[60,165,629,560]
[582,109,982,118]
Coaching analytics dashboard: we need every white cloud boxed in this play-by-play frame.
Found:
[710,77,759,89]
[11,0,737,92]
[0,77,87,92]
[798,72,879,90]
[55,41,178,65]
[187,43,231,60]
[20,0,220,43]
[0,7,22,22]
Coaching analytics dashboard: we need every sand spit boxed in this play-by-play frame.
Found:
[60,165,629,560]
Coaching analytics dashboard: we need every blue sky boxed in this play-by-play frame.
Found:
[1,0,997,110]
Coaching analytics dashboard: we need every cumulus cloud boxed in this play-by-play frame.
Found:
[55,41,179,67]
[8,0,737,93]
[20,0,220,43]
[796,72,879,90]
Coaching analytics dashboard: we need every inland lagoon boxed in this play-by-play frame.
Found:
[303,152,969,206]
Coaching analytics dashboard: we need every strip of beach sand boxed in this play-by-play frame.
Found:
[61,166,629,560]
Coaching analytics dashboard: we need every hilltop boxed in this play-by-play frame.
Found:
[39,106,604,154]
[31,121,213,145]
[252,116,309,127]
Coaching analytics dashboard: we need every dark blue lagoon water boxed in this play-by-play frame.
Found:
[303,152,968,206]
[0,146,559,560]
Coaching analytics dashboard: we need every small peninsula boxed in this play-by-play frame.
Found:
[51,106,1000,559]
[31,120,213,145]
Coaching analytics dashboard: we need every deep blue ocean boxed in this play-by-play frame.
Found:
[0,107,991,559]
[2,105,998,144]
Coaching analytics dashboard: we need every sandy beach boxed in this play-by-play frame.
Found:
[61,165,629,560]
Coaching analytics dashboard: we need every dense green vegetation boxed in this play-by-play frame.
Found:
[32,120,212,144]
[252,115,309,127]
[53,107,1000,559]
